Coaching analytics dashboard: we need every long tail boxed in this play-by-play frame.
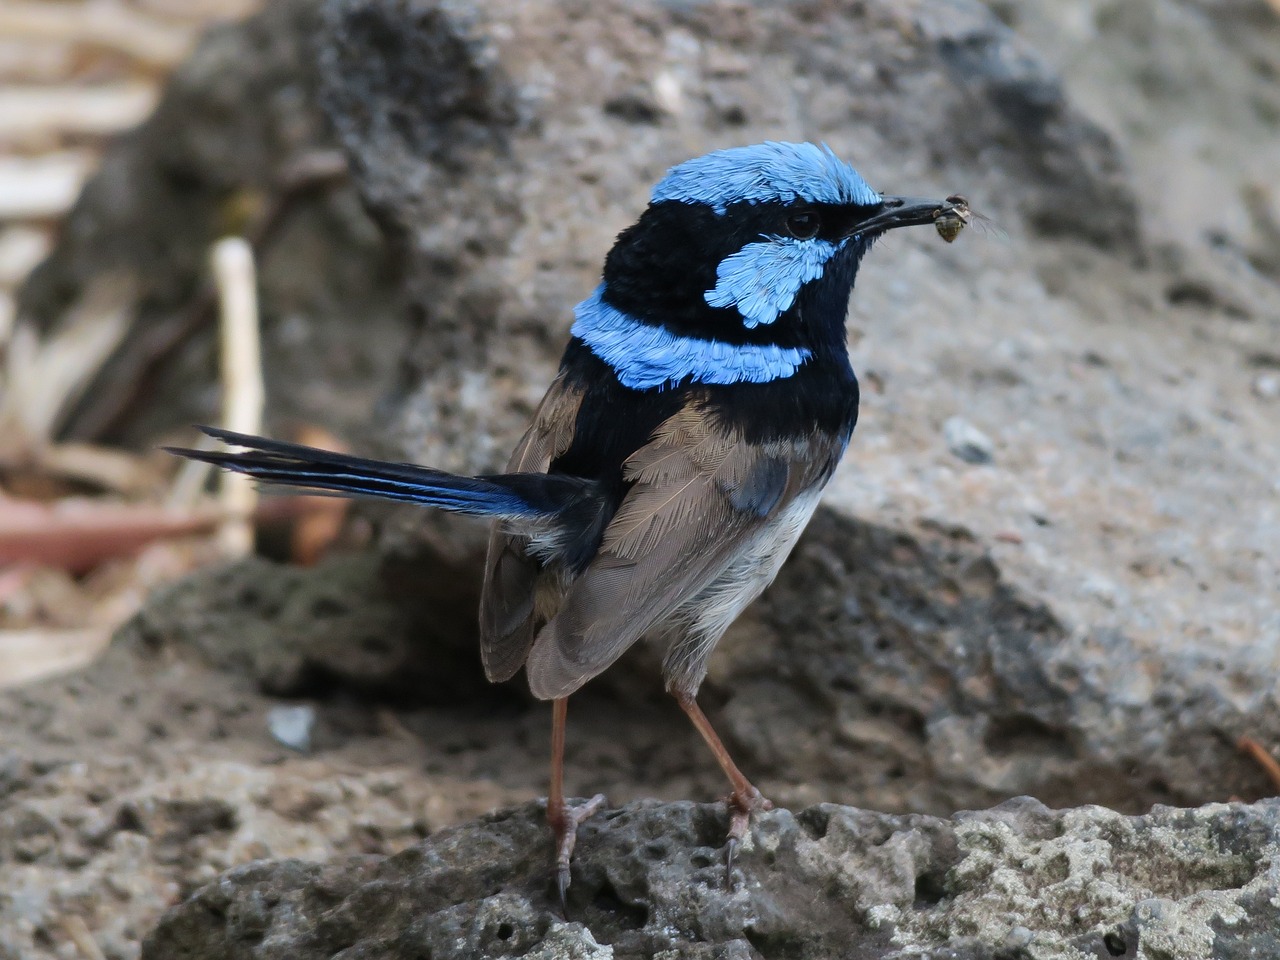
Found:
[166,426,591,519]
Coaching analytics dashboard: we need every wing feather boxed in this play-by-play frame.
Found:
[479,374,583,681]
[525,403,828,699]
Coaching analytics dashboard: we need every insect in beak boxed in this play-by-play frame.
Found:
[932,195,999,243]
[933,195,972,243]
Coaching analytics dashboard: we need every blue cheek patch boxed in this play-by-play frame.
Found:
[705,236,845,328]
[570,285,811,390]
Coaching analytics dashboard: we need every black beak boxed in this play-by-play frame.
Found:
[850,195,955,235]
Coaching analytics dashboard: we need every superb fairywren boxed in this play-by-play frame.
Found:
[171,142,964,902]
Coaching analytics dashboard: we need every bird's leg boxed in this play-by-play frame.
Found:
[673,692,773,884]
[546,696,606,914]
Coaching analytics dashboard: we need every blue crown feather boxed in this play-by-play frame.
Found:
[651,141,880,214]
[570,285,811,390]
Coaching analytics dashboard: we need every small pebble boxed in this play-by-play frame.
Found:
[1003,926,1034,949]
[267,705,316,753]
[1253,373,1280,400]
[943,416,995,465]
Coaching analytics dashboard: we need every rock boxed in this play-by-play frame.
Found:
[312,0,1143,485]
[942,415,995,464]
[267,705,316,753]
[119,552,493,705]
[14,0,1279,839]
[0,752,446,960]
[141,796,1280,959]
[1254,372,1280,401]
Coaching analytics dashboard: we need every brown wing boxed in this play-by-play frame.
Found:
[479,373,583,681]
[523,403,830,700]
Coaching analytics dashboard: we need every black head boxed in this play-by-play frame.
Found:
[569,142,951,391]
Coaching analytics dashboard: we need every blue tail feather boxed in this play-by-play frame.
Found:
[165,426,587,519]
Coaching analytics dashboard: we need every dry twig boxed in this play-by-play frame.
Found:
[0,84,157,140]
[0,274,136,463]
[0,3,193,68]
[62,915,108,960]
[212,237,263,557]
[289,425,352,565]
[0,497,220,572]
[1238,736,1280,794]
[134,0,262,22]
[0,152,94,221]
[64,152,347,442]
[35,443,160,495]
[0,628,111,691]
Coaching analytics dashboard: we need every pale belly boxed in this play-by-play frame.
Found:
[661,486,826,694]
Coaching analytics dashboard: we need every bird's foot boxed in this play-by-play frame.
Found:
[549,793,607,915]
[724,785,773,888]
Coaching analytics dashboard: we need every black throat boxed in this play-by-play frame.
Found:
[601,199,877,354]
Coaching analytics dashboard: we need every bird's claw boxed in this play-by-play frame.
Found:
[723,786,772,888]
[550,793,607,915]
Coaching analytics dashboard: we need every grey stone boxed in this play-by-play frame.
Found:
[15,0,1276,827]
[267,705,316,753]
[943,416,995,464]
[1253,373,1280,401]
[141,797,1280,959]
[120,553,492,704]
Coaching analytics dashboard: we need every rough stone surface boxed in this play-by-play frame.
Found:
[124,553,492,705]
[297,0,1280,816]
[5,0,1280,957]
[140,797,1280,959]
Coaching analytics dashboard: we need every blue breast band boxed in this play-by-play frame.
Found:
[570,285,811,390]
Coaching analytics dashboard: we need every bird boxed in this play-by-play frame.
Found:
[169,141,963,905]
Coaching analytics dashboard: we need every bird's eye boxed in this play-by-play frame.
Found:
[785,211,821,240]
